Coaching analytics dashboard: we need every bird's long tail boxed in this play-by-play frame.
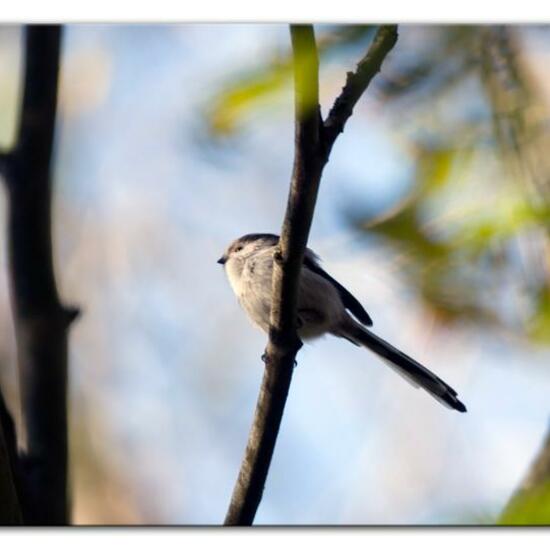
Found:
[338,319,467,412]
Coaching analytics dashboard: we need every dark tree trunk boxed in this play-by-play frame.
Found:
[0,24,78,525]
[0,395,22,524]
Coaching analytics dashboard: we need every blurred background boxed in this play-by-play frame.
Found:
[0,23,549,524]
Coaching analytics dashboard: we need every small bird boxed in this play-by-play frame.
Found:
[218,233,466,413]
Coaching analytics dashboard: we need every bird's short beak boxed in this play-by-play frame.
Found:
[217,256,227,265]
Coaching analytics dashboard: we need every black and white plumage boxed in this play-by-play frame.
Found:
[218,233,466,413]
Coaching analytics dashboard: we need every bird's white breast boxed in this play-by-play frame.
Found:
[225,256,245,298]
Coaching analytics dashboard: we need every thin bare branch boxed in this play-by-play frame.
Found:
[224,25,320,525]
[323,25,398,155]
[224,23,398,526]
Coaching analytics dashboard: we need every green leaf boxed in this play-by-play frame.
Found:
[208,61,291,135]
[499,481,550,525]
[416,147,456,192]
[527,286,550,345]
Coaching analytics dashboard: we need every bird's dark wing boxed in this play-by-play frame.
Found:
[303,256,373,326]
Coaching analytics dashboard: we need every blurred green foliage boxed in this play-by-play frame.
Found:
[499,481,550,525]
[206,25,550,346]
[207,25,375,135]
[366,26,550,344]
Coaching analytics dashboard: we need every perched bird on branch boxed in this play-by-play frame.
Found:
[218,233,466,413]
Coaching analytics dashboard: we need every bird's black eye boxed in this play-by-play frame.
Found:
[235,245,243,252]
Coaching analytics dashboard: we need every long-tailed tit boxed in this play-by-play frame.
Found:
[218,233,466,413]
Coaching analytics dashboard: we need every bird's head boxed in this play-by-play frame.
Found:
[217,233,279,267]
